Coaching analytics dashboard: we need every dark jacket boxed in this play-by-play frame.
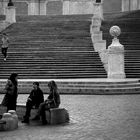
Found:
[1,79,18,110]
[28,87,44,108]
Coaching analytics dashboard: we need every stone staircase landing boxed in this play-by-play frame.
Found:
[0,78,139,95]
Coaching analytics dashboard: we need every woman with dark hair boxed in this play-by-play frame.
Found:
[32,80,60,124]
[1,73,18,111]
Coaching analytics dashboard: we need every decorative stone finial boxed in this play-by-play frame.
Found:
[109,25,121,38]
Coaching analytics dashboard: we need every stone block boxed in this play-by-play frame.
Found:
[6,6,16,23]
[94,40,106,52]
[91,31,103,43]
[46,108,69,125]
[90,25,100,34]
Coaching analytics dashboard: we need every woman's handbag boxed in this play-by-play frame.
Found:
[1,94,9,106]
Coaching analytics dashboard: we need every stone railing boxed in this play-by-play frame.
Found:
[90,1,107,71]
[90,1,125,79]
[0,20,11,32]
[0,5,16,32]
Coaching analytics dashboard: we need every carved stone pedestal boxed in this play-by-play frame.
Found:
[108,26,125,79]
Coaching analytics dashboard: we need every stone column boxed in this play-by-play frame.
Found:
[130,0,138,10]
[6,6,16,23]
[63,0,70,15]
[90,0,106,52]
[28,0,39,15]
[122,0,130,11]
[40,0,46,15]
[107,26,125,79]
[138,0,140,9]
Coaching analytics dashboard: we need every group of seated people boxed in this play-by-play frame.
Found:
[1,73,60,124]
[22,80,61,124]
[1,73,60,125]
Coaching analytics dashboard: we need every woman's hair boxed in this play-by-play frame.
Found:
[48,80,57,94]
[9,73,18,86]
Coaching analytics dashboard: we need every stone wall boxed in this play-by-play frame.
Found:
[122,0,140,11]
[0,0,140,15]
[103,0,121,13]
[63,0,94,15]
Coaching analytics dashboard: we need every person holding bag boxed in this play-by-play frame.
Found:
[1,73,18,112]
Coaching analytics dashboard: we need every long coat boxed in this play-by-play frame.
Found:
[2,79,18,111]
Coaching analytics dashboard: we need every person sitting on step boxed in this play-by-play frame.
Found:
[32,80,60,125]
[22,82,44,123]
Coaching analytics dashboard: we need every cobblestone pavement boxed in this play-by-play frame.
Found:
[0,94,140,140]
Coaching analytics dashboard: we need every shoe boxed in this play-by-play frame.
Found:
[32,115,40,121]
[21,119,29,124]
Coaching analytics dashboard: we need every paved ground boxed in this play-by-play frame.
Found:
[0,94,140,140]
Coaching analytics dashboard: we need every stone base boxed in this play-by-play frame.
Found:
[108,73,126,79]
[94,40,106,52]
[47,108,69,125]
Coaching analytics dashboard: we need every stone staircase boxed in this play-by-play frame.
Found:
[102,10,140,78]
[0,12,140,94]
[0,14,106,79]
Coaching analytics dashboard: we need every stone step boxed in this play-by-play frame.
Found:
[104,10,140,19]
[2,40,93,46]
[1,13,106,79]
[0,64,104,68]
[16,16,92,23]
[0,79,139,94]
[8,22,91,29]
[0,75,107,80]
[7,41,93,45]
[0,57,100,61]
[9,38,92,42]
[7,30,90,35]
[10,33,90,37]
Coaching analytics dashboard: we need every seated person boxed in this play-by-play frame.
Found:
[32,80,60,124]
[22,82,44,123]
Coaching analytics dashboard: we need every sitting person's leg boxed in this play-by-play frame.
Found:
[40,103,50,124]
[22,100,33,123]
[33,102,49,124]
[32,102,46,120]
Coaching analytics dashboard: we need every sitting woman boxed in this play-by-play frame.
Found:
[32,80,60,124]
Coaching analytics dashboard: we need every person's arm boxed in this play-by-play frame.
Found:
[56,94,60,105]
[35,89,44,108]
[5,80,14,95]
[27,90,33,101]
[40,89,44,102]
